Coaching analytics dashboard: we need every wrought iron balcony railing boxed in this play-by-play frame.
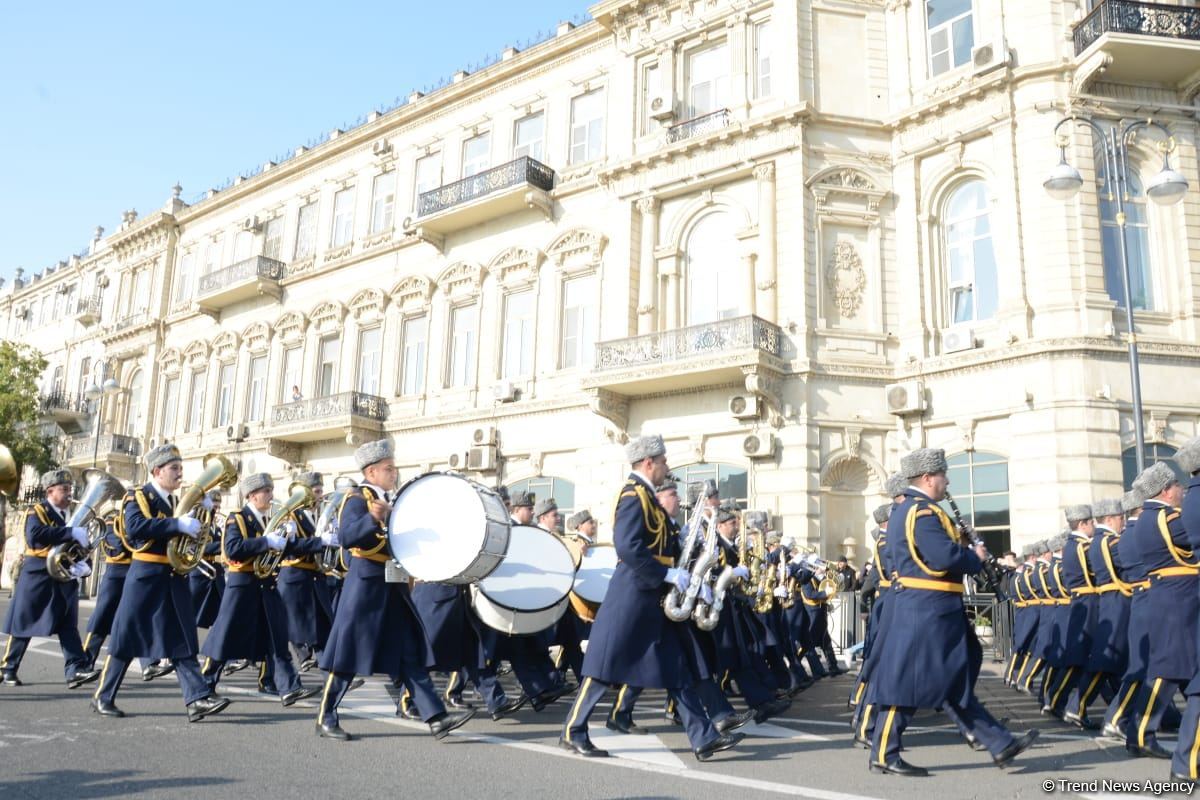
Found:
[198,256,286,296]
[75,295,102,318]
[417,156,555,218]
[594,315,783,372]
[65,433,142,461]
[270,391,389,427]
[1074,0,1200,55]
[108,312,150,333]
[39,390,89,415]
[667,109,733,144]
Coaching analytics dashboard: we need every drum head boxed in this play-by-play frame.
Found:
[571,544,618,605]
[388,473,499,583]
[471,585,568,635]
[477,525,575,612]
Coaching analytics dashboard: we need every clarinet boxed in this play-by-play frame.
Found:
[944,490,1003,593]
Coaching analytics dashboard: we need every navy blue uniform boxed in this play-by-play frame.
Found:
[1169,477,1200,778]
[188,534,224,628]
[82,517,132,669]
[709,536,776,707]
[1,500,90,681]
[277,507,334,665]
[852,528,893,739]
[1048,530,1102,715]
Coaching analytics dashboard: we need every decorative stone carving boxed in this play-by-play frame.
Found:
[275,310,308,343]
[634,197,658,215]
[310,301,346,333]
[159,348,181,376]
[547,228,608,272]
[266,438,303,467]
[212,331,240,361]
[349,288,387,322]
[752,163,775,182]
[489,246,543,288]
[183,340,210,369]
[391,275,435,310]
[688,434,706,465]
[821,456,872,492]
[956,418,977,451]
[809,166,887,215]
[1148,411,1168,444]
[587,388,630,431]
[825,241,867,318]
[845,427,863,459]
[242,321,272,354]
[437,262,486,298]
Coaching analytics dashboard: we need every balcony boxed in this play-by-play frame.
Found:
[583,314,786,396]
[74,295,102,326]
[1073,0,1200,86]
[38,391,90,432]
[409,156,554,239]
[667,109,733,144]
[266,391,389,444]
[196,256,285,315]
[62,432,142,468]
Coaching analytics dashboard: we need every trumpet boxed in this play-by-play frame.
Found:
[45,468,125,582]
[253,482,316,579]
[168,454,237,575]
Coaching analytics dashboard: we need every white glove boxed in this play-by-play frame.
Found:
[69,561,92,579]
[664,567,690,593]
[70,527,89,548]
[200,496,215,512]
[732,565,751,580]
[319,530,339,547]
[773,586,788,598]
[701,583,714,605]
[265,532,287,551]
[280,521,297,537]
[175,516,202,538]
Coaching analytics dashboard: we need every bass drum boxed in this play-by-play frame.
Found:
[471,525,576,634]
[470,586,570,636]
[387,473,510,584]
[568,543,618,623]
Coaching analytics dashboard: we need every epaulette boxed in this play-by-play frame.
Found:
[1166,511,1181,523]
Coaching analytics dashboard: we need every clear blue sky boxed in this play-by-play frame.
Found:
[0,1,594,284]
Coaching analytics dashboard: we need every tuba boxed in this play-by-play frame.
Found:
[315,477,356,579]
[167,454,237,575]
[46,469,125,582]
[253,481,316,579]
[663,488,713,623]
[0,444,18,498]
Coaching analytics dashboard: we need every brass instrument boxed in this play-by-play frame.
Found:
[663,489,713,623]
[315,477,356,579]
[0,445,18,498]
[778,557,796,609]
[795,547,842,601]
[253,482,316,579]
[46,468,125,582]
[167,454,237,575]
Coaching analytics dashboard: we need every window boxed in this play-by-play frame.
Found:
[507,476,576,519]
[502,291,535,378]
[125,369,144,438]
[233,230,254,263]
[414,152,442,208]
[926,0,973,76]
[160,376,179,437]
[641,63,661,135]
[214,362,235,428]
[330,187,355,248]
[282,346,303,402]
[1098,146,1154,311]
[1122,444,1183,491]
[175,253,195,303]
[357,327,382,395]
[317,336,339,397]
[77,357,91,398]
[247,355,267,423]
[943,179,998,324]
[370,173,396,234]
[461,132,491,178]
[204,239,221,275]
[686,212,742,325]
[186,369,205,433]
[262,217,284,260]
[40,295,51,326]
[132,270,149,315]
[52,289,62,321]
[569,89,605,165]
[400,315,427,396]
[754,21,772,98]
[513,113,545,161]
[942,451,1010,554]
[448,305,477,388]
[51,365,64,395]
[686,43,729,118]
[294,202,317,260]
[669,463,748,527]
[561,275,596,368]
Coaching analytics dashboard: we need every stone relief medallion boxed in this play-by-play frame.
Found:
[826,240,867,318]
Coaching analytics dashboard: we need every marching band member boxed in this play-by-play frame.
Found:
[850,503,893,746]
[1045,505,1099,721]
[1171,436,1200,783]
[315,439,473,741]
[1014,540,1051,693]
[188,490,225,632]
[1003,546,1037,690]
[867,447,1036,776]
[277,472,334,672]
[542,498,586,684]
[760,530,811,694]
[199,473,322,706]
[91,444,229,721]
[82,512,130,671]
[560,434,744,761]
[1,469,98,688]
[1098,491,1144,740]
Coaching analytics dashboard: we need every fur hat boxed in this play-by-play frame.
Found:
[900,448,948,480]
[1091,498,1123,518]
[240,472,273,496]
[1176,435,1200,476]
[533,498,558,518]
[1132,462,1178,500]
[40,469,73,490]
[1121,490,1144,513]
[294,471,323,489]
[354,439,394,469]
[1064,504,1093,524]
[885,473,908,498]
[145,443,182,472]
[871,503,891,525]
[625,434,666,463]
[566,510,593,531]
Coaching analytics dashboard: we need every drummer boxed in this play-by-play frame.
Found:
[544,501,586,684]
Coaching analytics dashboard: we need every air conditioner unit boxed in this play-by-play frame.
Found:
[742,432,777,459]
[728,394,760,420]
[493,380,517,403]
[240,215,260,232]
[447,451,468,470]
[372,139,392,156]
[971,37,1010,75]
[15,306,28,320]
[649,93,674,122]
[226,424,249,442]
[472,425,497,446]
[942,326,976,354]
[467,444,498,472]
[885,381,925,416]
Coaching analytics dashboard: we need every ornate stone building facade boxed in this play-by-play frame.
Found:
[5,0,1200,561]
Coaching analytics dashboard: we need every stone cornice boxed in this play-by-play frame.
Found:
[107,212,176,263]
[382,393,592,433]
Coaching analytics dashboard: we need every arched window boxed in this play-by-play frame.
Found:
[1097,141,1154,310]
[125,369,144,439]
[942,451,1009,553]
[1122,444,1182,490]
[943,180,998,324]
[670,462,748,526]
[685,212,742,325]
[507,476,576,519]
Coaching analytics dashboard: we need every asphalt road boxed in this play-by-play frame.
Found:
[0,595,1188,800]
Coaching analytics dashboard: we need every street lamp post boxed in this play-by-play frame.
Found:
[83,363,121,470]
[1044,115,1189,476]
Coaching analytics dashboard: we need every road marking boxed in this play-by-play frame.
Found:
[589,724,689,768]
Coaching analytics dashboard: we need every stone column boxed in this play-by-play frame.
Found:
[636,197,659,334]
[754,163,778,322]
[741,252,757,317]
